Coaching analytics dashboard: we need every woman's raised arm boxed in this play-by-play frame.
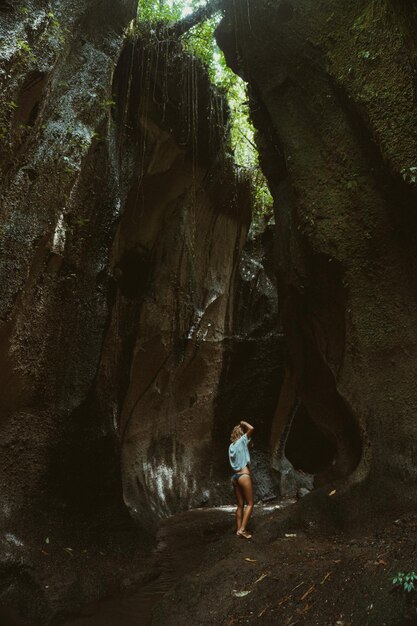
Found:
[240,420,254,438]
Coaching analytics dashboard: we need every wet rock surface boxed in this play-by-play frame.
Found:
[0,0,283,619]
[0,0,139,620]
[217,0,417,522]
[3,0,417,622]
[95,32,254,527]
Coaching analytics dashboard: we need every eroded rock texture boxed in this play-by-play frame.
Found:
[0,0,138,618]
[7,0,417,619]
[96,33,253,528]
[212,228,286,500]
[218,0,417,523]
[0,0,285,619]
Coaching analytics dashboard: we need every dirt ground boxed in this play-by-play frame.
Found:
[3,500,417,626]
[150,503,417,626]
[0,503,154,626]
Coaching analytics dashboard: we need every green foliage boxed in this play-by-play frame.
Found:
[181,17,256,167]
[392,572,417,593]
[137,0,179,23]
[250,168,274,235]
[91,131,107,143]
[46,11,62,32]
[182,17,220,80]
[100,98,116,108]
[62,156,77,175]
[16,39,32,54]
[16,38,36,63]
[73,217,90,228]
[401,166,417,184]
[43,10,66,45]
[181,11,273,228]
[137,0,206,24]
[136,0,273,231]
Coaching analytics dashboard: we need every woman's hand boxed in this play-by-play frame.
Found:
[240,420,254,438]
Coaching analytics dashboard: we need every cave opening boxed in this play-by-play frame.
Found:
[285,403,337,475]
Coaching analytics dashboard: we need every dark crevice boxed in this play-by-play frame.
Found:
[45,394,123,516]
[285,403,337,474]
[0,0,13,11]
[114,246,153,300]
[282,282,362,483]
[15,71,47,128]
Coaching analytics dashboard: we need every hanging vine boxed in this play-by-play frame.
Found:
[136,0,274,236]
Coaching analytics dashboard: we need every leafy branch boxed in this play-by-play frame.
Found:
[392,571,417,593]
[168,0,223,37]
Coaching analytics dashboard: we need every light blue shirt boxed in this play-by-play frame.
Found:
[229,434,251,471]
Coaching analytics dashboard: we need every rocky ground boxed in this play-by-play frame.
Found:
[5,499,412,626]
[0,499,154,625]
[150,502,417,626]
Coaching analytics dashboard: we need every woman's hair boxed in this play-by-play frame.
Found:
[230,424,243,443]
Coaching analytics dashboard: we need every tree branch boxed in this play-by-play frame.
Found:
[168,0,224,38]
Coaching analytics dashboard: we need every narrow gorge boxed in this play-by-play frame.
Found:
[1,1,417,624]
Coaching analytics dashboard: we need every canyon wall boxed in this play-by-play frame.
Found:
[98,33,254,528]
[0,1,284,619]
[218,0,417,524]
[6,0,413,616]
[0,0,138,618]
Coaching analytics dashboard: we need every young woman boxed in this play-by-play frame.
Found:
[229,420,254,539]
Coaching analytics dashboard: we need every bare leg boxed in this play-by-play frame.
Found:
[237,475,254,534]
[233,480,244,532]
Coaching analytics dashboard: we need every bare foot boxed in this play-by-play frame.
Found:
[236,529,252,540]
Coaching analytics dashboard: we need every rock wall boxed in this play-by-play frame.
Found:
[74,31,286,528]
[212,227,286,500]
[0,0,137,530]
[0,0,138,618]
[95,33,253,528]
[218,0,417,524]
[0,1,283,617]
